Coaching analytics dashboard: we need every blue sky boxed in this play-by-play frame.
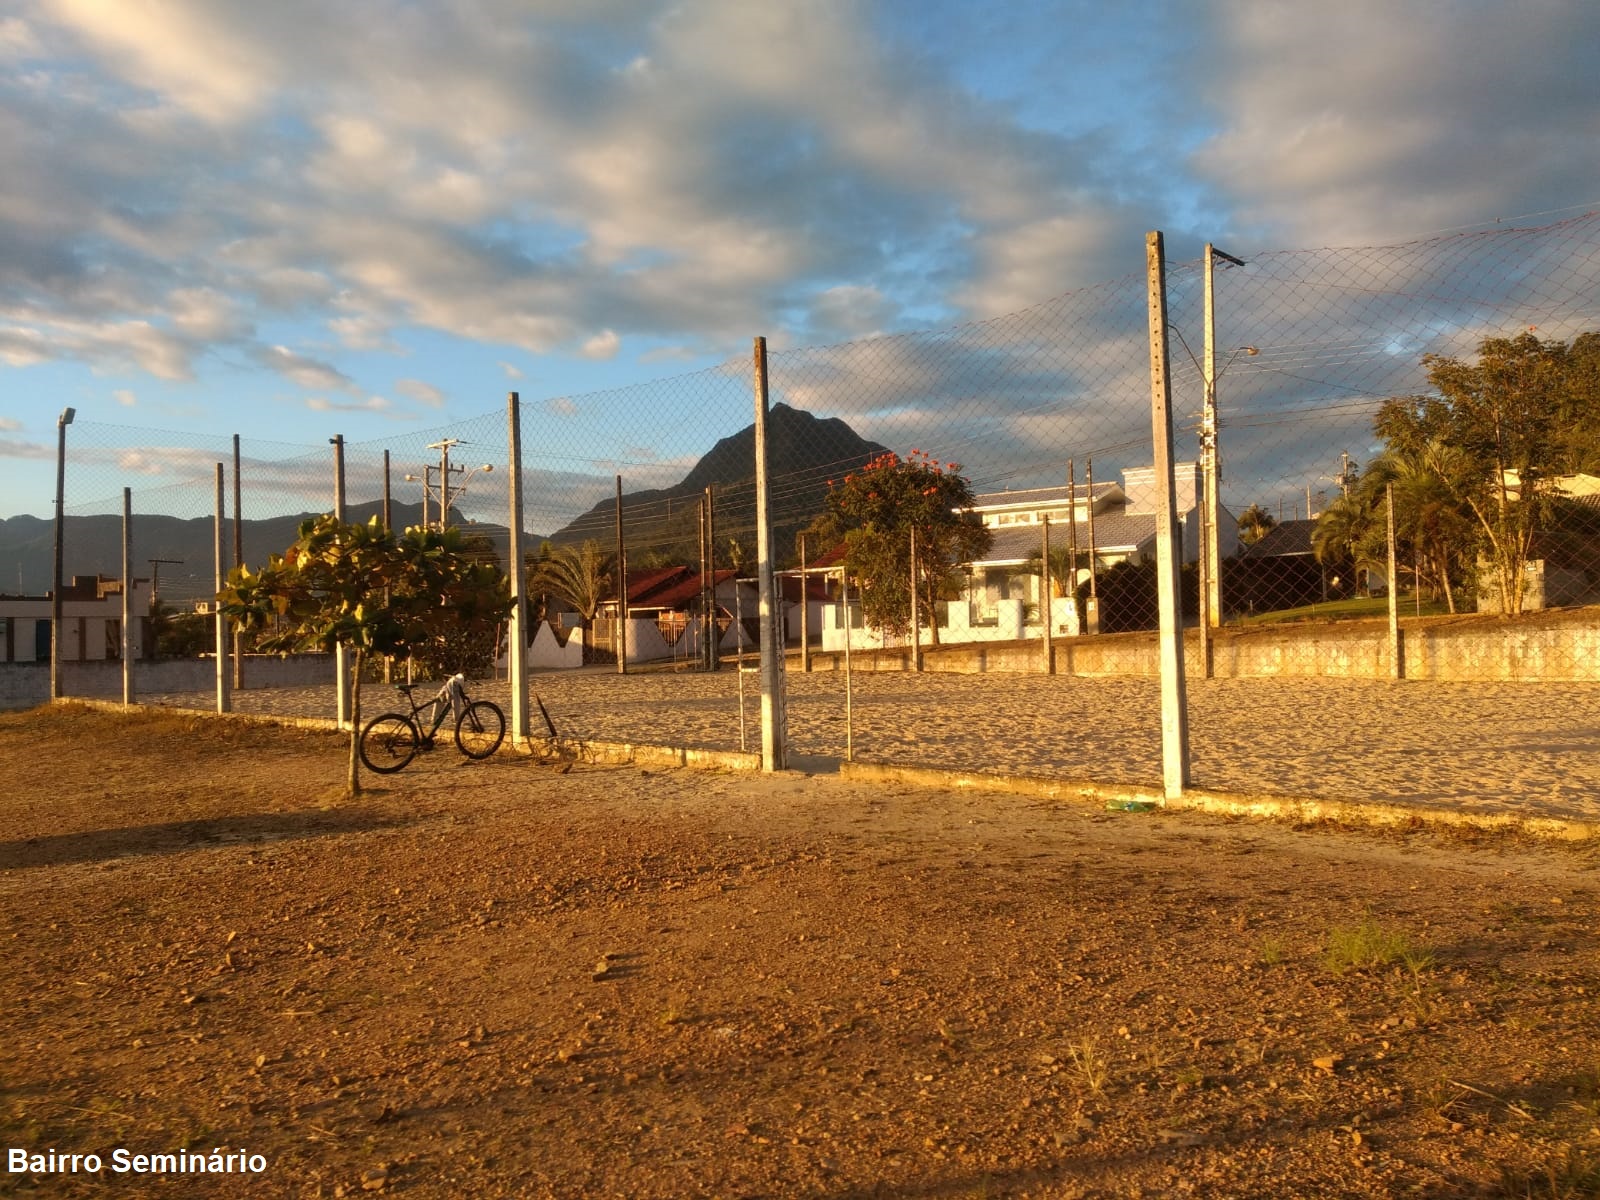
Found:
[2,0,1598,521]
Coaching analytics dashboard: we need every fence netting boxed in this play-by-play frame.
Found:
[33,211,1600,816]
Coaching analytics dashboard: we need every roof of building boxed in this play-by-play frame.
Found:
[976,510,1160,565]
[970,481,1123,511]
[1240,519,1317,559]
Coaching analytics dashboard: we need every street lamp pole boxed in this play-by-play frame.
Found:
[51,407,75,700]
[1203,246,1253,632]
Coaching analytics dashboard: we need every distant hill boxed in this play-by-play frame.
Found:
[547,404,887,563]
[1,404,885,598]
[0,501,516,604]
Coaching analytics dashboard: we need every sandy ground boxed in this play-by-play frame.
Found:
[137,669,1600,825]
[3,704,1599,1199]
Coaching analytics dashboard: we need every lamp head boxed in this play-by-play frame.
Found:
[59,407,75,426]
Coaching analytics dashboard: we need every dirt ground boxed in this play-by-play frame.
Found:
[2,705,1598,1199]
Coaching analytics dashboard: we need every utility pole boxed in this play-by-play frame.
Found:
[1203,244,1244,631]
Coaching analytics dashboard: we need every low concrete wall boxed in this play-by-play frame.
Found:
[795,609,1600,682]
[1,654,335,708]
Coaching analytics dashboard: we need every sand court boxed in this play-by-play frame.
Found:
[137,669,1600,826]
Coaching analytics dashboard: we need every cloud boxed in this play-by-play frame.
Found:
[394,377,446,408]
[1192,2,1600,245]
[579,329,620,360]
[305,395,392,415]
[113,388,136,407]
[258,344,356,392]
[498,361,524,380]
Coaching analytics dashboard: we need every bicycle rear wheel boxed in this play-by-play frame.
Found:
[455,700,505,759]
[360,713,421,774]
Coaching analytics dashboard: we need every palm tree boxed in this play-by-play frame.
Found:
[1237,504,1277,546]
[1312,493,1384,594]
[526,540,614,659]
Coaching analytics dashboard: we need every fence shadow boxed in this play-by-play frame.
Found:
[0,808,405,871]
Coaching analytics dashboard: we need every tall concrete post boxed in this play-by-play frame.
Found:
[615,475,628,674]
[752,337,786,771]
[507,393,530,743]
[122,488,135,706]
[1387,482,1403,680]
[1146,231,1190,800]
[331,434,349,728]
[214,463,232,715]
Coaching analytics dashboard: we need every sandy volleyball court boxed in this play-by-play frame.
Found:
[138,669,1600,825]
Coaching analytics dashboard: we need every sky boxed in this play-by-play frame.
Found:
[2,0,1599,526]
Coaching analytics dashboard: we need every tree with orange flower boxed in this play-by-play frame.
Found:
[805,450,991,643]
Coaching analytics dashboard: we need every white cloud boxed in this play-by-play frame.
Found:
[1193,2,1600,245]
[395,378,446,407]
[0,416,22,431]
[258,344,356,392]
[579,329,620,360]
[113,389,136,406]
[305,394,392,414]
[498,361,524,380]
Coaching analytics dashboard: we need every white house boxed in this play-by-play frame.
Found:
[817,462,1237,652]
[0,575,152,664]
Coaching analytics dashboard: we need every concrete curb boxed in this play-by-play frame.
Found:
[838,759,1599,843]
[61,698,1597,842]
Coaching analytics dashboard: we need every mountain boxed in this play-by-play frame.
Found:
[0,405,885,597]
[546,404,888,563]
[0,501,515,604]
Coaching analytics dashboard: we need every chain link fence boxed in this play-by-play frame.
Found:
[19,212,1600,819]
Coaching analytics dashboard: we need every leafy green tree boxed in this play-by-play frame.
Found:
[805,450,992,644]
[219,515,512,796]
[1375,331,1582,613]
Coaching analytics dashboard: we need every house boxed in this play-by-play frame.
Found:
[1478,472,1600,612]
[960,461,1236,630]
[0,575,152,664]
[812,462,1236,651]
[1233,520,1330,613]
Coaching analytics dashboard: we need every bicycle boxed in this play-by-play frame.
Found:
[358,673,505,774]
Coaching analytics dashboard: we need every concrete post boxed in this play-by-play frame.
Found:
[1041,514,1053,674]
[331,434,348,728]
[122,488,134,706]
[615,475,628,674]
[1387,482,1403,680]
[507,393,530,744]
[753,336,786,771]
[214,463,231,714]
[1146,231,1190,799]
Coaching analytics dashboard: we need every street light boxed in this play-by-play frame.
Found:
[51,407,76,699]
[406,462,493,531]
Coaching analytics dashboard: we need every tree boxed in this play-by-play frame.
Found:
[805,450,992,644]
[1310,492,1384,594]
[1237,504,1277,546]
[526,539,613,660]
[219,515,512,796]
[1375,331,1580,614]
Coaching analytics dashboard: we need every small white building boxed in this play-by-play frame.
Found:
[0,575,152,664]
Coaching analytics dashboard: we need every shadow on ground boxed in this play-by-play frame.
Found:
[0,808,404,870]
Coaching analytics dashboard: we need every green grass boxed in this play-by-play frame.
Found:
[1237,595,1451,626]
[1323,918,1435,976]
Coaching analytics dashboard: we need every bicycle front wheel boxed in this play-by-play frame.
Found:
[360,713,421,774]
[455,700,505,760]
